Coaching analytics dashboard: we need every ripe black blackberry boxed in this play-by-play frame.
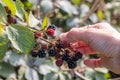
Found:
[7,14,11,18]
[75,51,83,58]
[48,48,57,57]
[14,18,17,23]
[62,52,71,62]
[56,41,64,49]
[72,51,83,61]
[67,60,77,69]
[48,24,56,30]
[30,51,37,57]
[38,49,46,58]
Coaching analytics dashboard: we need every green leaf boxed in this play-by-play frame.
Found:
[29,12,40,27]
[6,24,34,54]
[23,1,33,10]
[44,72,59,80]
[66,17,80,28]
[40,0,53,14]
[94,72,107,80]
[25,67,39,80]
[41,16,49,30]
[18,66,26,80]
[2,0,16,15]
[0,24,4,35]
[0,3,7,24]
[95,68,108,74]
[72,0,81,6]
[0,62,15,78]
[8,51,26,66]
[0,26,9,60]
[15,0,25,21]
[97,10,105,20]
[25,11,29,26]
[57,1,78,15]
[39,64,58,75]
[85,68,95,80]
[58,73,65,80]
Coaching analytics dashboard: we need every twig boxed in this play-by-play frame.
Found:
[74,70,90,80]
[39,37,55,45]
[79,0,102,27]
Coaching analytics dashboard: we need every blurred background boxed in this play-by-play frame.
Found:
[0,0,120,80]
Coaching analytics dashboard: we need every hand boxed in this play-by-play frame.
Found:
[60,22,120,74]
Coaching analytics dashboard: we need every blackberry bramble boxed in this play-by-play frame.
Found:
[30,24,83,69]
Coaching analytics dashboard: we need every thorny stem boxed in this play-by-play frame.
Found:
[79,0,102,27]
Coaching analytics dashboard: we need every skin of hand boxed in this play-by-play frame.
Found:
[60,22,120,74]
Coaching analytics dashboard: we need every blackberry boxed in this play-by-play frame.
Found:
[35,32,42,38]
[7,14,11,18]
[46,28,55,36]
[72,52,83,61]
[62,52,71,62]
[67,60,77,69]
[56,41,64,49]
[75,51,83,59]
[55,59,63,67]
[30,51,37,57]
[48,48,57,57]
[38,49,46,58]
[48,24,56,30]
[14,18,17,23]
[72,57,79,62]
[4,6,11,14]
[7,17,14,24]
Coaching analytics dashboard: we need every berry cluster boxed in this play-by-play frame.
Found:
[4,6,17,24]
[31,24,83,69]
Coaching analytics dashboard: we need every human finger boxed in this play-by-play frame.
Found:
[84,58,102,68]
[70,41,96,54]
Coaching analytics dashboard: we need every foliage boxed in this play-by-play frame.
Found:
[0,0,119,80]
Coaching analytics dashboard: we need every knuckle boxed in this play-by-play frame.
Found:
[66,28,78,40]
[97,22,111,27]
[83,29,92,34]
[69,28,78,33]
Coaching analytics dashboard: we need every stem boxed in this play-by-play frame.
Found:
[79,0,102,27]
[39,37,55,45]
[74,71,90,80]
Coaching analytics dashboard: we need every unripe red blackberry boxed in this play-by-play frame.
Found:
[46,28,55,36]
[7,16,14,24]
[42,44,48,49]
[55,59,63,67]
[35,32,42,38]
